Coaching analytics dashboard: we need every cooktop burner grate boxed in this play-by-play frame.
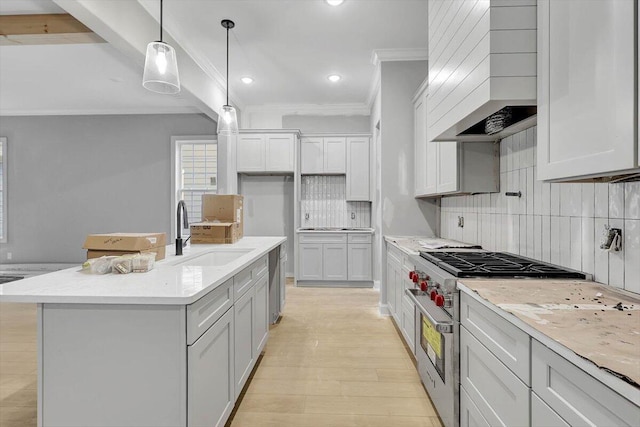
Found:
[419,251,587,279]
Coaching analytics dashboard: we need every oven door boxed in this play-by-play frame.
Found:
[413,301,457,427]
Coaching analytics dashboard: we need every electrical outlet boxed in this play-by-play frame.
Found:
[351,212,356,220]
[7,252,12,260]
[305,213,310,220]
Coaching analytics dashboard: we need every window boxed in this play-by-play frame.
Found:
[0,137,6,243]
[172,137,217,234]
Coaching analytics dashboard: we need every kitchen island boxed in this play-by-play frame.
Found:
[0,236,286,427]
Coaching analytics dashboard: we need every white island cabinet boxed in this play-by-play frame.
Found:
[0,237,286,427]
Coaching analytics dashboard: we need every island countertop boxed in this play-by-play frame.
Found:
[0,236,286,305]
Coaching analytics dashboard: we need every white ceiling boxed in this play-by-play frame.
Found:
[0,0,429,115]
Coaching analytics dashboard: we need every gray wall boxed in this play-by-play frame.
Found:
[380,60,439,237]
[0,114,216,263]
[238,175,295,276]
[282,115,371,134]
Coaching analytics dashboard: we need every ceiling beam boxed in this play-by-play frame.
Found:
[0,13,104,45]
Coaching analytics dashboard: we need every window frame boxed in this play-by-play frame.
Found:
[171,135,218,241]
[0,137,7,243]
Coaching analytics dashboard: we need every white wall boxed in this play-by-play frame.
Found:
[282,115,370,134]
[441,126,640,295]
[239,175,295,276]
[0,114,216,263]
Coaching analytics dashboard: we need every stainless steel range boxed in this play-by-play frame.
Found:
[406,251,587,427]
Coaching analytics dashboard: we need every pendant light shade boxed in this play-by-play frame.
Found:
[142,0,180,94]
[217,19,238,135]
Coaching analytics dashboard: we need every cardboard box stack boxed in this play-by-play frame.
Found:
[190,195,244,244]
[83,232,167,260]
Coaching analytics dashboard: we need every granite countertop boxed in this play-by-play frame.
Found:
[458,278,640,400]
[0,236,286,305]
[385,235,481,255]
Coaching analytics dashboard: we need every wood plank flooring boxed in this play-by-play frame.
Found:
[0,283,442,427]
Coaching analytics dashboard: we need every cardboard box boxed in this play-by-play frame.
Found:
[83,233,167,260]
[190,222,242,244]
[202,195,243,237]
[192,195,244,244]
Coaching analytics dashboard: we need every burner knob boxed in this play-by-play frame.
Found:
[435,295,445,307]
[425,275,431,281]
[420,281,428,291]
[409,271,415,280]
[430,290,437,301]
[412,274,419,283]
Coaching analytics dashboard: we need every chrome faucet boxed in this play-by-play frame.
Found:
[176,200,189,256]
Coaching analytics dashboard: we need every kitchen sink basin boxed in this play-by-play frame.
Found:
[173,248,254,267]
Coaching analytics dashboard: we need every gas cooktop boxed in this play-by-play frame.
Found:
[419,251,587,279]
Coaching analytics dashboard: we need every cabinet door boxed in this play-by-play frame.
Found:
[298,243,323,280]
[437,141,459,194]
[460,386,492,427]
[424,140,438,195]
[532,392,569,427]
[346,137,371,201]
[300,137,324,174]
[265,134,294,172]
[324,137,346,173]
[414,93,427,196]
[279,256,286,312]
[253,274,269,355]
[386,260,396,315]
[233,288,254,398]
[347,244,372,281]
[537,0,637,180]
[188,309,235,427]
[323,244,348,280]
[237,134,265,172]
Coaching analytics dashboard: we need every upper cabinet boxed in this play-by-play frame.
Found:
[237,131,298,173]
[537,0,639,181]
[300,137,345,174]
[346,137,370,201]
[427,0,537,142]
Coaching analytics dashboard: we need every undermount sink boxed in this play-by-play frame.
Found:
[173,248,254,267]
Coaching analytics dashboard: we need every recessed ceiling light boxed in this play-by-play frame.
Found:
[326,0,344,5]
[327,74,342,82]
[241,77,254,84]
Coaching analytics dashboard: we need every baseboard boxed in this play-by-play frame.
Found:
[373,280,381,290]
[296,280,373,288]
[378,303,391,316]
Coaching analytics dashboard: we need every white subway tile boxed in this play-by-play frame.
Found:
[520,215,527,255]
[533,168,542,215]
[463,213,478,245]
[505,135,513,172]
[608,218,625,288]
[559,217,571,268]
[523,127,535,168]
[594,183,609,218]
[526,215,535,258]
[532,127,537,166]
[541,181,551,215]
[593,218,609,285]
[624,220,640,293]
[500,139,507,173]
[550,183,560,216]
[624,182,640,220]
[581,217,595,276]
[542,215,551,262]
[581,183,595,218]
[560,183,581,217]
[526,168,534,216]
[519,169,527,214]
[508,215,520,254]
[534,215,542,260]
[609,183,625,219]
[494,214,503,251]
[501,214,508,250]
[570,217,582,271]
[550,216,561,264]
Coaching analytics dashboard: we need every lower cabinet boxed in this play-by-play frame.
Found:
[188,309,235,427]
[531,392,569,427]
[253,273,269,355]
[460,386,491,427]
[386,243,416,355]
[233,282,255,399]
[298,243,324,280]
[348,243,372,280]
[323,244,348,280]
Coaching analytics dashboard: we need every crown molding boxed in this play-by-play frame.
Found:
[243,103,371,116]
[0,106,202,116]
[370,48,429,66]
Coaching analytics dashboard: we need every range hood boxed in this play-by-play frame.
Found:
[457,106,538,142]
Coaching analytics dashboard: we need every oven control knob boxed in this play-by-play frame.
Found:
[430,290,437,301]
[409,271,415,280]
[412,274,419,283]
[420,281,428,291]
[435,294,445,307]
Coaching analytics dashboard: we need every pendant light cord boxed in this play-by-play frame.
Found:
[160,0,164,42]
[226,24,229,106]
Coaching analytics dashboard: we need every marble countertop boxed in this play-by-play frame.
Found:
[458,278,640,403]
[0,236,286,305]
[384,236,480,255]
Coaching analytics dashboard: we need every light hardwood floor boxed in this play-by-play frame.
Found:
[0,283,442,427]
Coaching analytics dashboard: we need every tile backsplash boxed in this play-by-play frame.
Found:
[301,176,371,228]
[441,126,640,294]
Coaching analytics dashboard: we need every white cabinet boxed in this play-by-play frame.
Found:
[188,309,234,427]
[253,273,269,356]
[414,80,428,196]
[233,287,255,399]
[300,136,346,174]
[537,0,638,180]
[436,141,459,194]
[346,137,371,201]
[279,251,286,312]
[531,392,569,427]
[386,245,402,321]
[237,132,296,173]
[460,386,492,427]
[298,233,372,284]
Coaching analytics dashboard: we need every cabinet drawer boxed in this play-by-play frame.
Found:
[251,255,268,280]
[387,245,402,265]
[460,292,530,385]
[532,392,569,427]
[187,278,233,345]
[532,340,640,426]
[402,254,414,272]
[348,234,372,244]
[460,386,491,427]
[460,326,529,427]
[401,298,415,355]
[234,255,268,300]
[299,233,347,244]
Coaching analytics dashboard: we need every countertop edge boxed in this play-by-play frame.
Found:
[296,228,375,234]
[456,281,640,406]
[0,237,287,306]
[384,236,420,256]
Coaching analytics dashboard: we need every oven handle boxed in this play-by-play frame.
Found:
[405,289,453,334]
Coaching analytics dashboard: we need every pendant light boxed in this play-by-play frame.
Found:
[217,19,238,135]
[142,0,180,94]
